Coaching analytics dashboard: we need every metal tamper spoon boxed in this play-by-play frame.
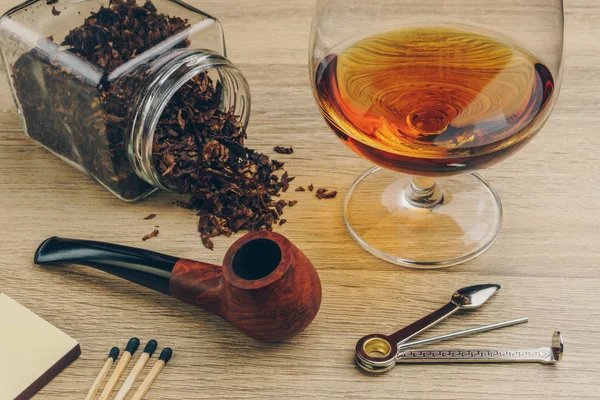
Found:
[355,284,501,373]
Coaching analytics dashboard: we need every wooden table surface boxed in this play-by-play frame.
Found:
[1,0,599,399]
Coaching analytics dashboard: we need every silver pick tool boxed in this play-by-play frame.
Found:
[355,284,563,373]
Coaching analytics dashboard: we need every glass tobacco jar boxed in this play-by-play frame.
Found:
[0,0,250,201]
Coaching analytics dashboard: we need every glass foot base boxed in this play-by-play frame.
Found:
[344,167,503,268]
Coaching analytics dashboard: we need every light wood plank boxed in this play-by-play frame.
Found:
[0,0,598,399]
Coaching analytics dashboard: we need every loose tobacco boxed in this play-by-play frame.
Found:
[12,0,292,248]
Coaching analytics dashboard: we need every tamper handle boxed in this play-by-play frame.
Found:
[389,302,459,345]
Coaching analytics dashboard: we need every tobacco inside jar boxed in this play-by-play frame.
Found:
[127,50,252,198]
[0,0,254,202]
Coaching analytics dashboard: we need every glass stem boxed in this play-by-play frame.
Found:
[405,176,443,208]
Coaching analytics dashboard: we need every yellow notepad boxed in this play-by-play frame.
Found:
[0,294,81,400]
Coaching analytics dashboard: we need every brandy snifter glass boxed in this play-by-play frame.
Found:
[310,0,564,267]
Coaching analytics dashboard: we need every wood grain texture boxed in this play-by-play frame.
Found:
[171,231,322,342]
[170,258,224,316]
[0,0,598,399]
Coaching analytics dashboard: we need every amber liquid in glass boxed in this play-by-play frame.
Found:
[314,27,555,175]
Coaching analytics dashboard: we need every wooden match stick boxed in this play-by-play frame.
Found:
[98,338,140,400]
[131,348,173,400]
[114,340,158,400]
[84,347,119,400]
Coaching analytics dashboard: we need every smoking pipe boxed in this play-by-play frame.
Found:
[34,231,321,342]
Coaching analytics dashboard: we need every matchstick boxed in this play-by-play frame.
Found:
[131,348,173,400]
[114,340,158,400]
[84,347,120,400]
[98,338,140,400]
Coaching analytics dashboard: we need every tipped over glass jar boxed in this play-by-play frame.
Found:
[0,0,250,201]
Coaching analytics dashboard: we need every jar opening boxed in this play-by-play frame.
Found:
[128,50,251,191]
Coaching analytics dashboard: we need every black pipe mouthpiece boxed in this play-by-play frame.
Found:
[34,237,179,294]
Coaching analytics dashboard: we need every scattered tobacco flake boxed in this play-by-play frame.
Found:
[272,171,294,193]
[295,186,305,192]
[288,200,298,207]
[142,229,160,241]
[308,184,314,192]
[51,6,60,15]
[144,213,157,220]
[274,199,287,215]
[201,234,214,251]
[274,146,294,155]
[316,188,337,199]
[279,219,287,226]
[272,160,285,170]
